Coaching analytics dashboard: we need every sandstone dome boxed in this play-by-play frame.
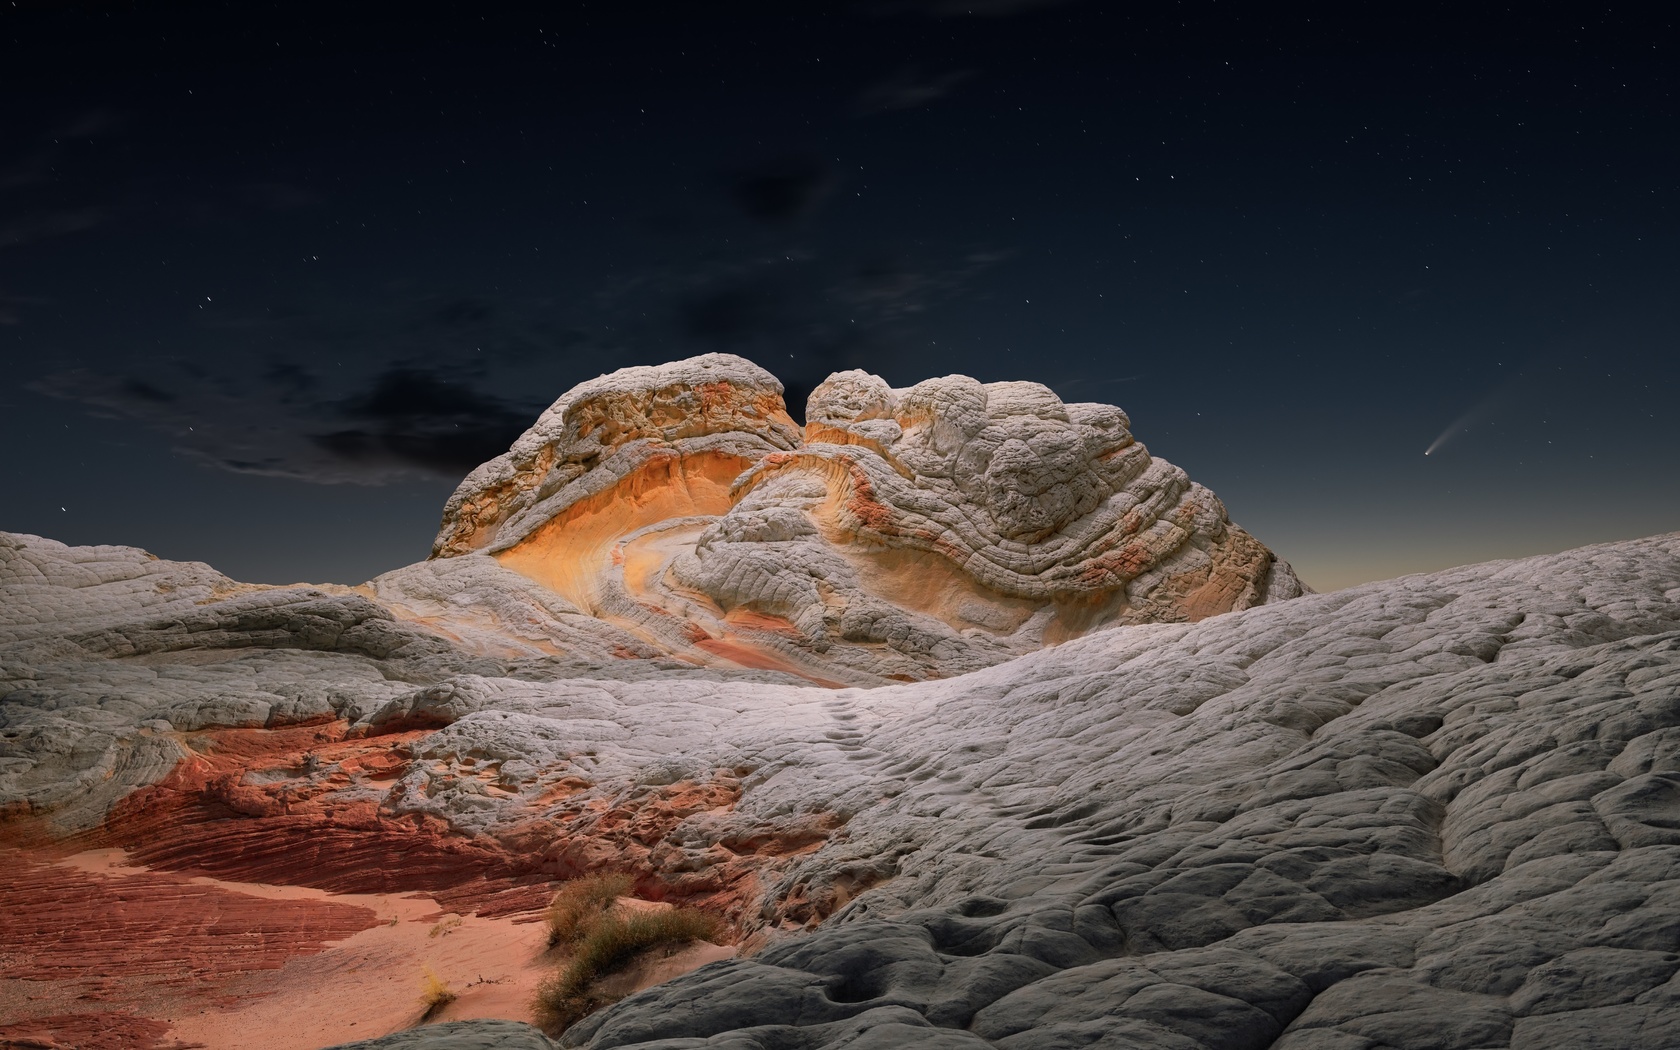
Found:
[417,354,1303,685]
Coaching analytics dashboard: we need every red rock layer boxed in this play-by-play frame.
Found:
[0,712,852,1046]
[0,1010,184,1050]
[0,846,378,1050]
[95,723,554,918]
[75,723,846,933]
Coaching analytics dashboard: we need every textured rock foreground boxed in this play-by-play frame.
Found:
[417,354,1302,684]
[5,527,1680,1048]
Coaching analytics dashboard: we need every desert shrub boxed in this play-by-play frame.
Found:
[533,906,723,1035]
[418,965,456,1019]
[428,914,463,938]
[545,872,635,948]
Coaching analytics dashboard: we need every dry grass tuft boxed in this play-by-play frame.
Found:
[418,965,457,1019]
[428,914,463,938]
[533,903,722,1035]
[544,872,634,948]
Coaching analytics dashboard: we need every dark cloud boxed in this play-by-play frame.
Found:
[729,154,833,225]
[855,67,974,113]
[120,378,176,404]
[309,367,534,475]
[311,430,375,460]
[30,361,542,485]
[338,368,496,422]
[19,201,1007,485]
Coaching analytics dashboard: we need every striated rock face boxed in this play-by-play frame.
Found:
[15,358,1680,1050]
[424,355,1302,683]
[6,527,1680,1049]
[354,532,1680,1050]
[431,353,801,560]
[0,844,383,1044]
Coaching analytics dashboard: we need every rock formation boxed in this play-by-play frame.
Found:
[4,357,1679,1049]
[417,354,1302,684]
[6,528,1680,1048]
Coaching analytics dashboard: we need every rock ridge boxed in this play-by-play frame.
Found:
[422,355,1302,684]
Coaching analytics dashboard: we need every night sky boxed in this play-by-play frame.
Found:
[3,2,1675,591]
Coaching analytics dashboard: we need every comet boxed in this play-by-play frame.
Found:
[1425,375,1521,457]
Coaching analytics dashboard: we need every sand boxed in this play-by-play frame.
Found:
[0,847,735,1050]
[2,848,579,1049]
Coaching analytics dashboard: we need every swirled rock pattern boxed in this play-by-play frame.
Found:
[356,531,1680,1050]
[431,353,802,561]
[6,525,1680,1048]
[7,358,1677,1049]
[422,355,1302,684]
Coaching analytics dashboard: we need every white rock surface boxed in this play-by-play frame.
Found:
[0,532,793,836]
[9,527,1680,1048]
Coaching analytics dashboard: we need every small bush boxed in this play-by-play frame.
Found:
[418,965,456,1019]
[533,906,723,1035]
[545,872,634,948]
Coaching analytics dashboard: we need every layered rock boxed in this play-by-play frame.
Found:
[14,357,1680,1049]
[7,527,1680,1049]
[422,355,1302,683]
[343,532,1680,1050]
[431,353,802,560]
[0,845,382,1037]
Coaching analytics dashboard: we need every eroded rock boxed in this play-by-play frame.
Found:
[422,356,1303,684]
[6,527,1680,1048]
[7,358,1680,1050]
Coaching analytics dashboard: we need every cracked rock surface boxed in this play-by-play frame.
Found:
[6,358,1676,1049]
[528,532,1680,1050]
[7,527,1680,1048]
